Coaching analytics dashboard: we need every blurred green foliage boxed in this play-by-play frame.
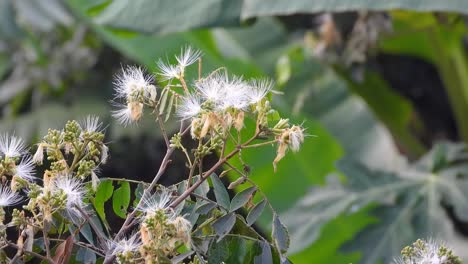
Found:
[2,0,468,263]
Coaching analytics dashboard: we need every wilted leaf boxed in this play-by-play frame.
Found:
[53,236,74,264]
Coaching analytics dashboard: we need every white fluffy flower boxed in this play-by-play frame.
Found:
[177,94,202,120]
[217,76,250,110]
[80,115,104,134]
[393,239,455,264]
[54,176,86,220]
[113,66,153,99]
[0,186,22,207]
[194,74,226,103]
[196,73,250,111]
[0,134,26,158]
[107,233,142,257]
[157,60,180,81]
[288,125,305,152]
[247,79,274,104]
[111,103,135,127]
[15,156,36,181]
[136,188,172,217]
[176,46,202,68]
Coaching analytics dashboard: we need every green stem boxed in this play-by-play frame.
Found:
[430,28,468,141]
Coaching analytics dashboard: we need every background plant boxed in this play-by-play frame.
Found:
[1,0,468,263]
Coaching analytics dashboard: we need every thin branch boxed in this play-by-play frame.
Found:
[8,243,55,264]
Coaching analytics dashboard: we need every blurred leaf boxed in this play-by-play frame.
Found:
[241,0,468,19]
[285,142,468,263]
[289,207,376,264]
[94,0,242,34]
[230,186,256,212]
[0,0,22,39]
[272,214,290,255]
[0,54,10,80]
[254,241,273,264]
[112,181,131,218]
[93,179,113,224]
[69,0,468,34]
[14,0,73,32]
[210,173,230,210]
[207,235,281,264]
[76,247,96,264]
[212,213,236,242]
[246,199,266,226]
[334,67,426,157]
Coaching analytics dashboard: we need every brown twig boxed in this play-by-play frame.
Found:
[8,243,55,264]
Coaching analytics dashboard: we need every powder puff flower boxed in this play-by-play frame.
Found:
[393,239,460,264]
[218,77,250,110]
[176,46,202,69]
[107,233,142,257]
[194,73,226,103]
[113,66,153,99]
[80,115,104,134]
[176,94,202,120]
[136,188,172,217]
[288,125,305,152]
[0,134,27,158]
[247,79,274,104]
[157,60,180,81]
[54,176,86,221]
[14,156,36,181]
[0,186,22,207]
[112,103,140,126]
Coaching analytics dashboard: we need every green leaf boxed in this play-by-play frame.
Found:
[285,142,468,263]
[241,0,468,19]
[93,0,242,34]
[246,199,266,226]
[112,181,131,219]
[272,213,290,255]
[196,202,217,215]
[212,213,236,242]
[93,180,113,224]
[210,173,230,210]
[254,241,272,264]
[194,176,210,198]
[230,186,256,212]
[334,67,426,157]
[76,247,96,264]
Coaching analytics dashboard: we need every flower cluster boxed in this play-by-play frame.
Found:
[6,116,108,236]
[111,46,306,170]
[110,188,191,264]
[395,239,461,264]
[112,66,157,126]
